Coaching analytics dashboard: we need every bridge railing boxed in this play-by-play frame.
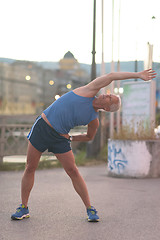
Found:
[0,124,87,163]
[0,124,33,162]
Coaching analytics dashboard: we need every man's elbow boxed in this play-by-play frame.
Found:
[107,72,114,81]
[86,134,95,141]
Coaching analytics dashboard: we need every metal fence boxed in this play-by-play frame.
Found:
[0,124,32,162]
[0,124,87,163]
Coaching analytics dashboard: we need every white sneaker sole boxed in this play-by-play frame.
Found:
[11,214,30,220]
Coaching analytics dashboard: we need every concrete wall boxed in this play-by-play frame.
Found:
[108,139,160,178]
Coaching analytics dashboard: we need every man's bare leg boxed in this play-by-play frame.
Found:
[55,150,91,208]
[21,142,42,207]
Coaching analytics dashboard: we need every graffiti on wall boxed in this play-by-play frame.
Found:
[108,144,128,174]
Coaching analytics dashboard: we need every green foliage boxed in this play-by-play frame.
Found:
[74,150,88,166]
[156,112,160,125]
[0,162,25,171]
[98,143,108,161]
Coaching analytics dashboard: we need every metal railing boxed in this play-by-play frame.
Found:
[0,124,32,162]
[0,124,87,163]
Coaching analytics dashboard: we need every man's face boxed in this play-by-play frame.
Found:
[98,94,119,111]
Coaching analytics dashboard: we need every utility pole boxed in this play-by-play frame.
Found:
[87,0,101,157]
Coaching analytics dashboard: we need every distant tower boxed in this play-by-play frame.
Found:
[59,51,79,70]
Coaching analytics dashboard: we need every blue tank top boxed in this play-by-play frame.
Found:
[43,91,99,134]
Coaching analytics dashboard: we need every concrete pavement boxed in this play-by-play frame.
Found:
[0,164,160,240]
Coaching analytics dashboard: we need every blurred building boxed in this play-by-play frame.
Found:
[0,61,41,115]
[0,52,89,115]
[59,51,79,70]
[57,51,89,95]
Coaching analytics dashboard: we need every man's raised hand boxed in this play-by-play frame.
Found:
[139,69,157,81]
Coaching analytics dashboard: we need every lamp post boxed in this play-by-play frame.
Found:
[87,0,101,157]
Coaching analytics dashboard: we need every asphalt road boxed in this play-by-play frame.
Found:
[1,164,160,240]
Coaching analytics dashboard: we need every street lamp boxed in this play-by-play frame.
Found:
[66,84,72,89]
[119,87,124,94]
[55,95,60,100]
[87,0,100,158]
[49,80,55,86]
[114,87,124,95]
[25,75,31,81]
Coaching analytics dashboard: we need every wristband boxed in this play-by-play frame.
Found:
[69,136,73,141]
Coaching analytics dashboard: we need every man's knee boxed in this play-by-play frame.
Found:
[25,163,37,174]
[66,165,79,178]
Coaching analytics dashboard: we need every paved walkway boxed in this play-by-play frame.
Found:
[0,164,160,240]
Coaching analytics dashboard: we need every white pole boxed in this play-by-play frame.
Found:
[145,43,156,128]
[149,44,156,126]
[100,0,106,149]
[116,0,121,134]
[110,0,115,139]
[101,0,105,77]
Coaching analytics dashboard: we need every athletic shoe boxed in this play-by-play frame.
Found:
[87,206,99,222]
[11,204,30,220]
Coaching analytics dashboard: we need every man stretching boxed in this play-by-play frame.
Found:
[11,69,156,222]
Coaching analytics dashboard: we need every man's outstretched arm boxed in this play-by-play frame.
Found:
[87,69,157,93]
[71,118,99,142]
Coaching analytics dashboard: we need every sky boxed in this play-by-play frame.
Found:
[0,0,160,64]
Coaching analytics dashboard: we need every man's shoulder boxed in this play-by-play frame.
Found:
[73,85,96,97]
